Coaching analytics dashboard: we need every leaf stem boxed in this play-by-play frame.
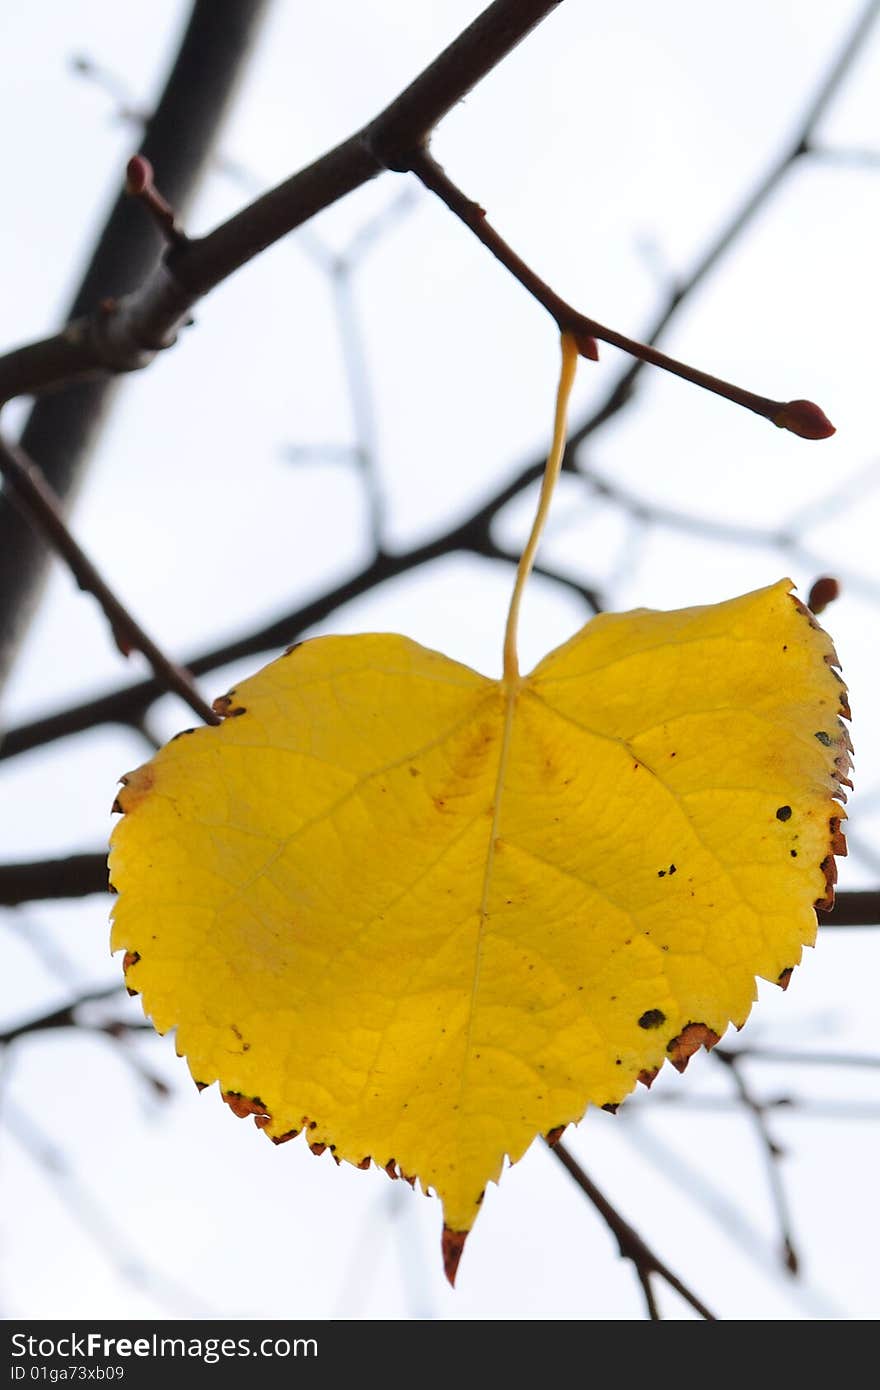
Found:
[502,333,579,681]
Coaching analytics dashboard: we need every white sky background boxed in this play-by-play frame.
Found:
[1,0,879,1321]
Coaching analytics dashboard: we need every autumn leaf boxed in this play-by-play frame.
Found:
[108,339,850,1283]
[109,578,850,1274]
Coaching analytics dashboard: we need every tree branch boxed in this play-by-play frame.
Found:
[0,435,219,728]
[408,149,833,439]
[0,0,272,696]
[559,0,880,458]
[713,1049,800,1274]
[0,0,565,409]
[548,1137,717,1319]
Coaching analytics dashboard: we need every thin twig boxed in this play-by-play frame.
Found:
[713,1050,800,1274]
[715,1046,880,1070]
[408,148,833,440]
[0,984,133,1047]
[548,1137,717,1320]
[0,435,219,728]
[560,0,880,456]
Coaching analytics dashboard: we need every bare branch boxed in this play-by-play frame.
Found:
[409,149,833,439]
[0,854,108,906]
[0,984,132,1047]
[0,435,219,728]
[0,1,565,411]
[713,1049,800,1274]
[548,1137,717,1320]
[0,0,273,696]
[561,0,880,456]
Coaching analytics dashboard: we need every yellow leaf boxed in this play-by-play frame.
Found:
[109,578,849,1274]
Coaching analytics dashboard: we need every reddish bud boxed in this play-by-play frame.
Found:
[807,575,840,614]
[774,399,835,440]
[573,327,600,362]
[125,155,153,196]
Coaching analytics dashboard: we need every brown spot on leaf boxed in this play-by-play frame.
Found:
[221,1091,268,1120]
[409,766,421,777]
[814,854,837,911]
[790,595,821,630]
[113,766,154,814]
[309,1141,327,1156]
[545,1125,566,1146]
[212,693,246,718]
[777,968,794,992]
[666,1022,720,1073]
[283,641,303,656]
[829,816,847,857]
[356,1156,371,1170]
[122,950,140,972]
[253,1113,271,1130]
[442,1226,469,1287]
[638,1008,666,1030]
[385,1158,399,1180]
[270,1129,299,1145]
[194,1080,209,1092]
[776,805,792,822]
[601,1102,619,1115]
[814,730,832,747]
[638,1067,659,1088]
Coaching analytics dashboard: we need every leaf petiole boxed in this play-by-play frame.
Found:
[502,332,579,681]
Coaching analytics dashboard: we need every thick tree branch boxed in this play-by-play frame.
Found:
[0,854,109,906]
[0,0,564,410]
[548,1137,717,1320]
[0,0,272,695]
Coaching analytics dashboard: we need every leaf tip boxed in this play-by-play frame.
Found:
[442,1226,469,1287]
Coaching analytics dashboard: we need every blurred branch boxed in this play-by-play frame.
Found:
[713,1048,799,1274]
[2,1096,214,1315]
[0,984,141,1047]
[0,0,272,696]
[716,1046,880,1069]
[0,854,109,906]
[614,1110,843,1317]
[548,1137,717,1320]
[0,436,219,728]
